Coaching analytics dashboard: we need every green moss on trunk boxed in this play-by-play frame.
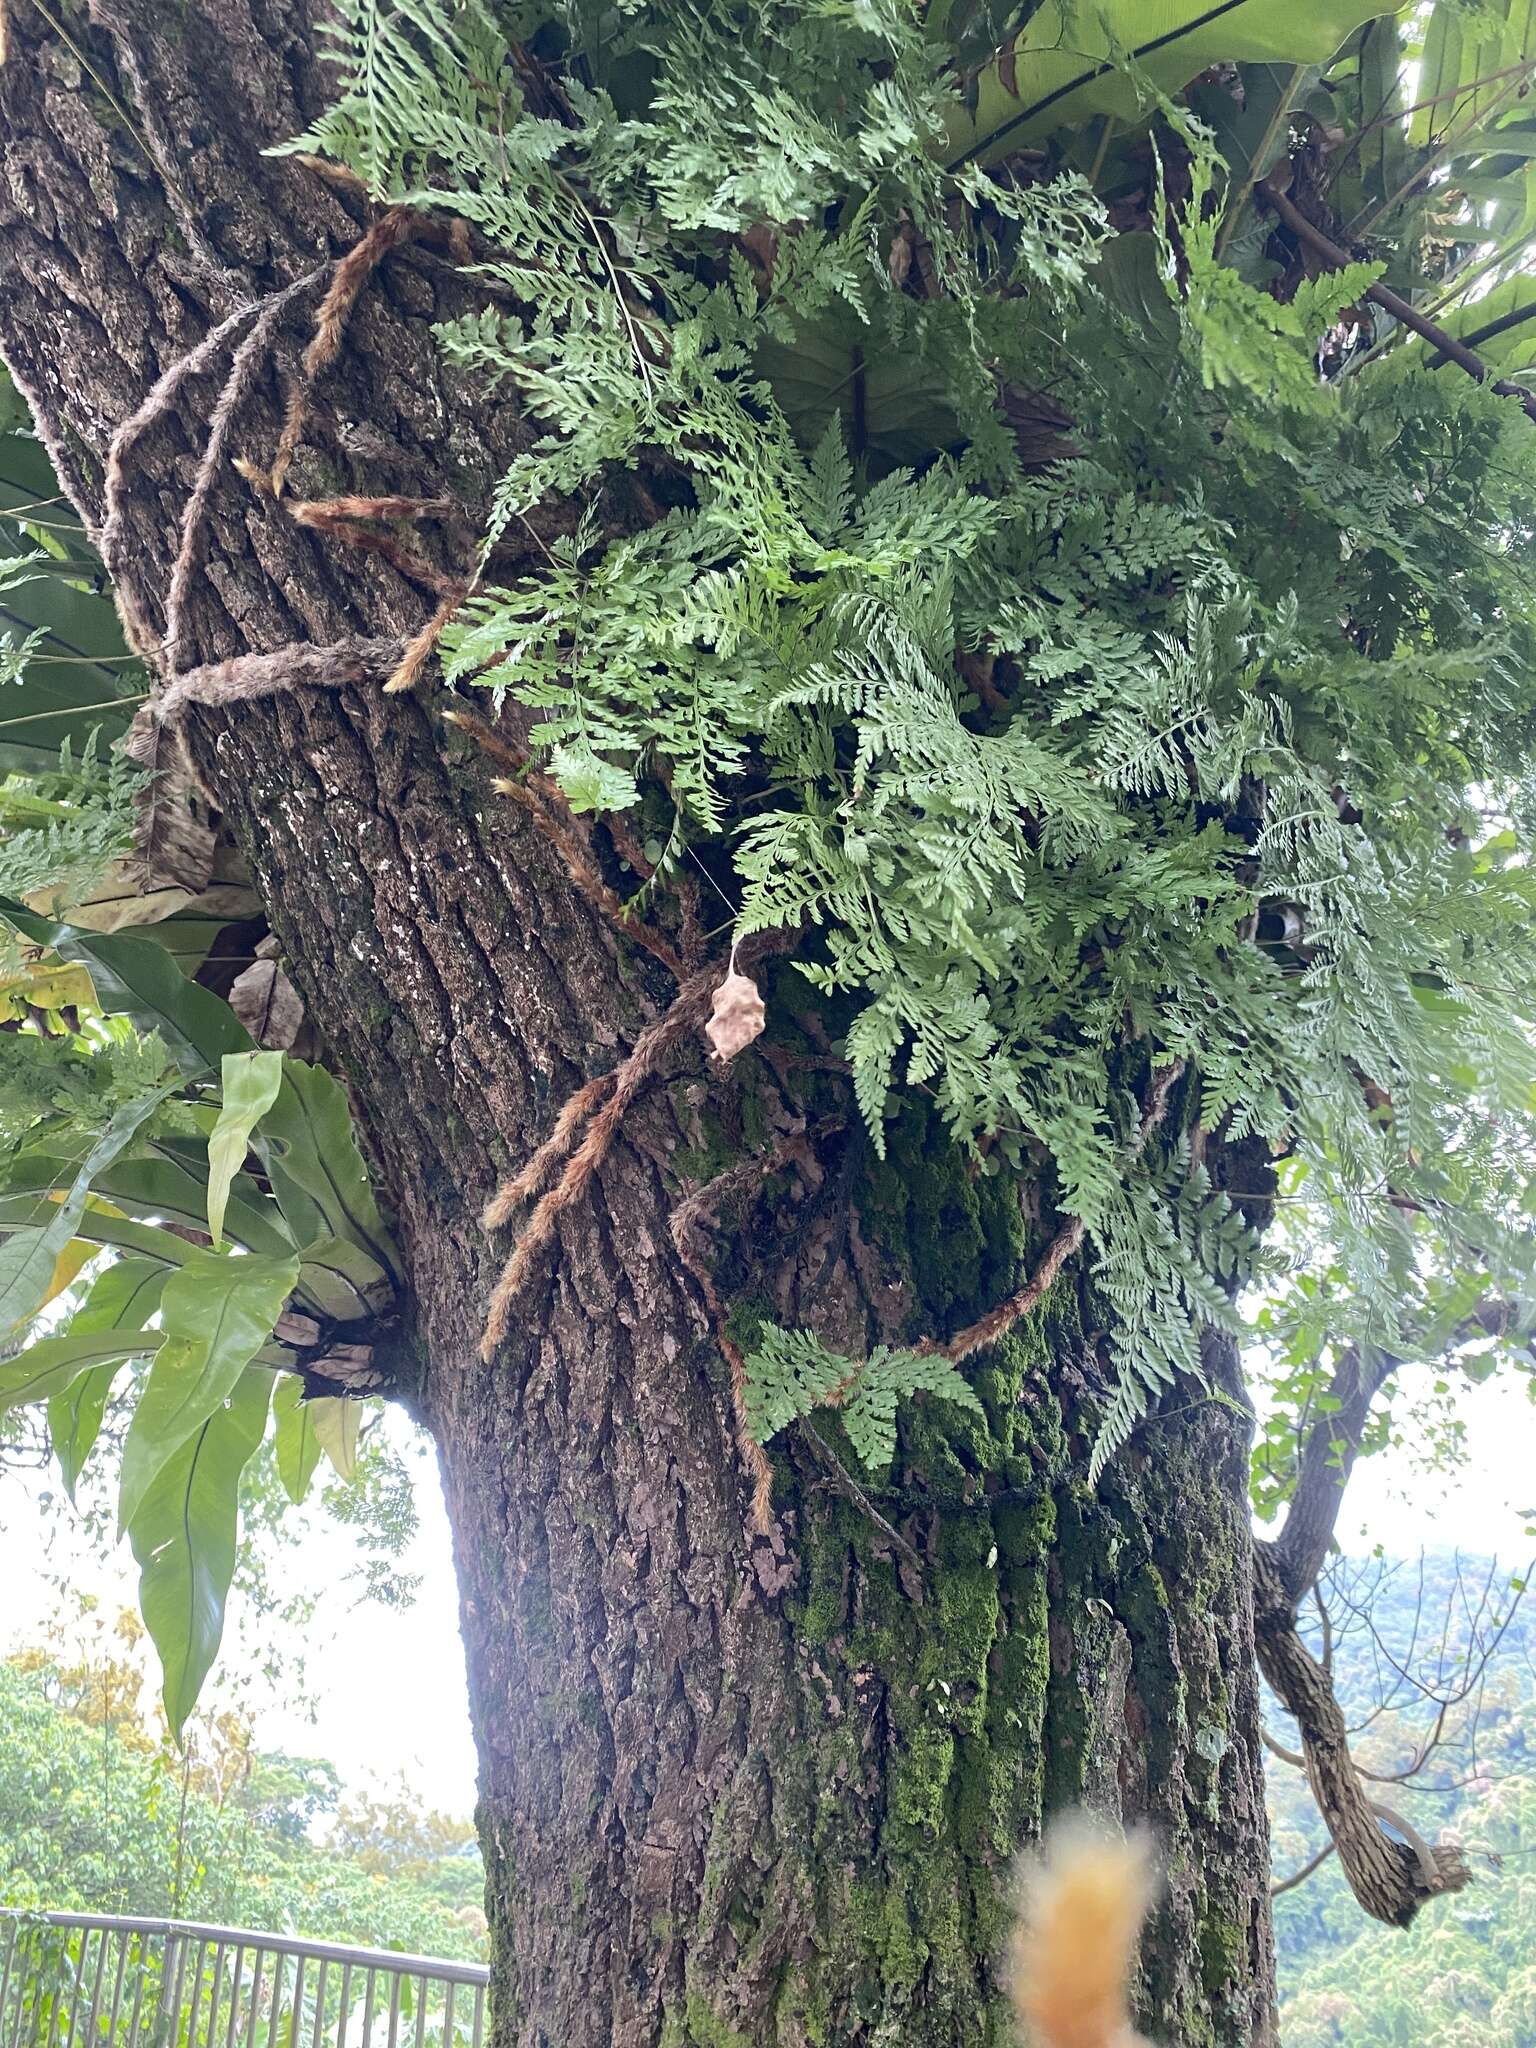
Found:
[652,1101,1272,2043]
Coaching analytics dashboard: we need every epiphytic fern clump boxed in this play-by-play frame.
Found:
[277,0,1536,1468]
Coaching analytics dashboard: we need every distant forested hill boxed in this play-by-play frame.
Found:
[8,1557,1536,2035]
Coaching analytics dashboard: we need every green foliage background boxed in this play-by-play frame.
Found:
[10,1543,1536,2020]
[282,0,1536,1479]
[6,3,1536,1982]
[0,1647,486,1960]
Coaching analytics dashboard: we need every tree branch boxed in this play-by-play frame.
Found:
[1270,1837,1337,1899]
[1249,1305,1532,1922]
[1266,1343,1397,1607]
[1264,1300,1530,1608]
[1259,177,1536,423]
[1431,293,1536,367]
[1253,1543,1473,1926]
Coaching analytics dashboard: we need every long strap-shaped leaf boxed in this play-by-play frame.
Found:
[0,1322,165,1416]
[130,1366,274,1739]
[0,375,142,772]
[253,1058,399,1278]
[0,1073,184,1330]
[943,1,1396,165]
[307,1395,361,1480]
[117,1246,300,1535]
[47,1257,166,1496]
[0,895,252,1076]
[272,1373,324,1503]
[0,1193,200,1268]
[1,1151,297,1260]
[207,1051,285,1246]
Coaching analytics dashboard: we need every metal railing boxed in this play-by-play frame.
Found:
[0,1915,489,2048]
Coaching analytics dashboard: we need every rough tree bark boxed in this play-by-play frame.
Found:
[0,5,1277,2042]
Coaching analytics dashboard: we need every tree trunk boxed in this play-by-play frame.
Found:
[0,5,1277,2041]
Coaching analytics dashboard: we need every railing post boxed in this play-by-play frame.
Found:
[0,1919,19,2048]
[80,1924,109,2048]
[240,1952,262,2048]
[152,1935,181,2048]
[124,1935,148,2048]
[103,1933,128,2048]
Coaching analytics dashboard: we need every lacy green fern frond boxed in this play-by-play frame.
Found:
[743,1323,985,1476]
[0,735,142,917]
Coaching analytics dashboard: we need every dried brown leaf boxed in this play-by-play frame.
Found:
[229,956,306,1049]
[705,966,766,1062]
[121,706,217,896]
[998,32,1019,98]
[889,222,914,289]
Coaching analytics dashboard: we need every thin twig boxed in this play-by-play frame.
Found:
[1214,66,1305,263]
[1348,62,1536,243]
[1429,293,1536,366]
[1262,1727,1307,1769]
[929,1059,1186,1365]
[801,1419,923,1574]
[1270,1839,1337,1899]
[1326,56,1536,195]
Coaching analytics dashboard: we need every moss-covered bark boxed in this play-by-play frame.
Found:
[437,1091,1274,2046]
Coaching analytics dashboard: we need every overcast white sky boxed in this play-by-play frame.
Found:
[3,1373,1533,1823]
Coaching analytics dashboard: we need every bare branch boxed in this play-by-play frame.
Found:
[1265,1306,1532,1607]
[1270,1838,1337,1899]
[1262,1726,1306,1770]
[1266,1344,1398,1605]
